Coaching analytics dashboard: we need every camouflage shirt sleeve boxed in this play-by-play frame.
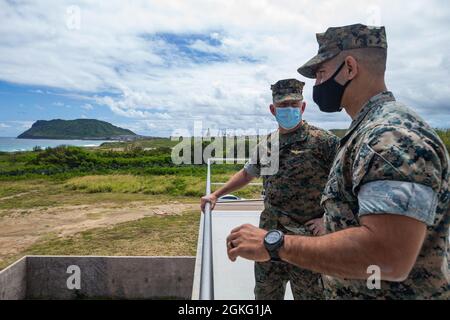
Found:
[243,144,261,178]
[352,126,441,225]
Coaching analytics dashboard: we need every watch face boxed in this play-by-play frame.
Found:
[265,231,280,245]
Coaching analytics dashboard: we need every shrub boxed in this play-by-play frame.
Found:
[31,146,93,168]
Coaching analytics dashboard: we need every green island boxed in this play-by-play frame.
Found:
[17,119,137,140]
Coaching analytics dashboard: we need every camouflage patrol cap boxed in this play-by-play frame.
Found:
[271,78,305,103]
[297,23,387,79]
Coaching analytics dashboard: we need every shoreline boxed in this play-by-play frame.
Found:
[0,137,118,153]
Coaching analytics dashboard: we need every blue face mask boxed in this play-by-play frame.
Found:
[275,106,302,130]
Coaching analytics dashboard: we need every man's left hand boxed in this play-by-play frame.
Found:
[226,224,270,262]
[305,217,326,236]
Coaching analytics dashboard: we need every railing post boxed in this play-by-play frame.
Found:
[199,158,214,300]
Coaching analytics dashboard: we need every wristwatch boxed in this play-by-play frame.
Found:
[264,230,285,261]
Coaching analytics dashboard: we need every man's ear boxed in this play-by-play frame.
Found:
[344,55,358,80]
[270,104,276,116]
[301,101,306,114]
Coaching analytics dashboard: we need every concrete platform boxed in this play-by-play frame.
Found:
[192,201,293,300]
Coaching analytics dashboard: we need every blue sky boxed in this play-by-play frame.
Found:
[0,0,449,137]
[0,81,126,135]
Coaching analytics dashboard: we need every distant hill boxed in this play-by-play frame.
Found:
[17,119,137,140]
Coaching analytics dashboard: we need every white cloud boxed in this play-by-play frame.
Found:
[0,121,34,129]
[0,0,449,136]
[19,121,34,129]
[81,103,93,110]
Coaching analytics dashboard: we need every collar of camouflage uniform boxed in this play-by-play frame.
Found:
[339,91,395,148]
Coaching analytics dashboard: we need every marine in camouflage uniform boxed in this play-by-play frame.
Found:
[297,24,450,299]
[244,79,340,299]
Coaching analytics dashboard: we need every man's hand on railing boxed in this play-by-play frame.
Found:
[200,193,218,213]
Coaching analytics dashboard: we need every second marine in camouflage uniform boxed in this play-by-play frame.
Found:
[244,79,339,299]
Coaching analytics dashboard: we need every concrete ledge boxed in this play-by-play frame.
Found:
[0,256,195,300]
[0,256,27,300]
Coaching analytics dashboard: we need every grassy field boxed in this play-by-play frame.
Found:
[26,210,200,256]
[98,137,180,150]
[65,174,261,198]
[0,174,260,211]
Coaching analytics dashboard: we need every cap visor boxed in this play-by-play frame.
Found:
[297,51,339,79]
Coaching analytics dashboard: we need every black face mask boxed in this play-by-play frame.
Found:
[313,62,352,113]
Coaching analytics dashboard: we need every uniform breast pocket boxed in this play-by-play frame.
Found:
[284,149,316,176]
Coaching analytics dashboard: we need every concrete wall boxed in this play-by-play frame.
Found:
[0,256,195,300]
[0,256,27,300]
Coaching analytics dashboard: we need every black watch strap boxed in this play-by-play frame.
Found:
[269,249,281,261]
[264,230,284,262]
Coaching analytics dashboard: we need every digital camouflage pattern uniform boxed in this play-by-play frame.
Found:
[298,24,450,299]
[244,79,340,299]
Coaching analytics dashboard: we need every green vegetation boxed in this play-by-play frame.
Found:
[0,138,253,178]
[0,179,191,212]
[99,137,179,149]
[65,174,261,198]
[438,129,450,153]
[0,137,263,212]
[1,129,448,195]
[17,119,136,140]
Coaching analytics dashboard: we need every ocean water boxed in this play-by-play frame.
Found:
[0,137,116,152]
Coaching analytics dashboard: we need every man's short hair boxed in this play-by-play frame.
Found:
[337,47,387,77]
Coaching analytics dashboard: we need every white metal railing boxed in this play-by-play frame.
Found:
[198,158,264,300]
[199,158,214,300]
